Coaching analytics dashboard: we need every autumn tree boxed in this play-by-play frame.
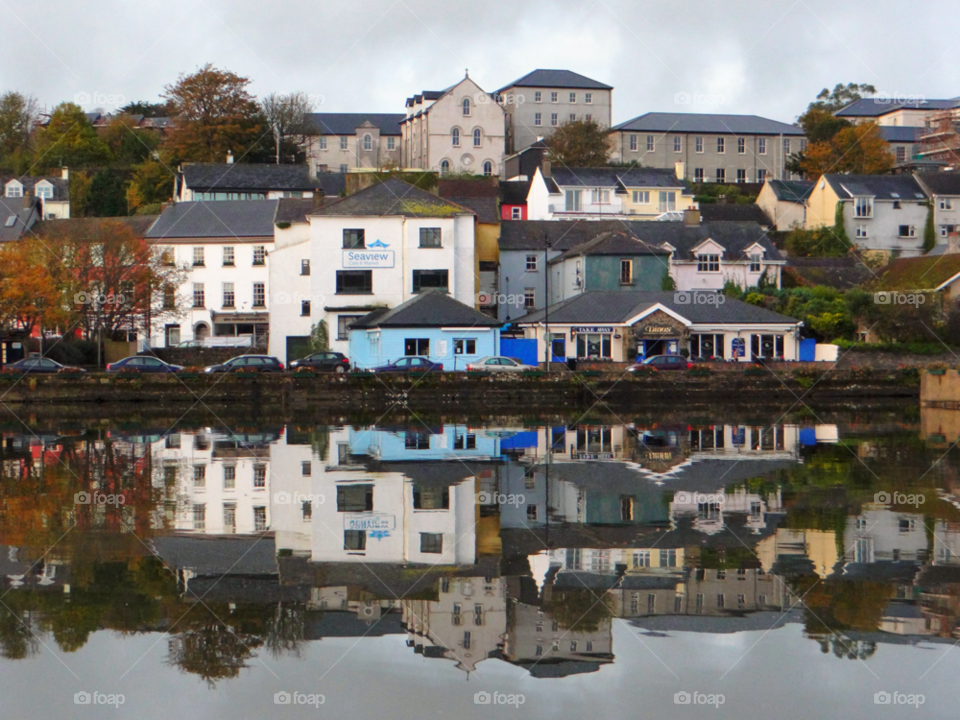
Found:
[797,122,894,177]
[31,103,111,171]
[162,64,267,163]
[545,118,611,166]
[126,159,174,213]
[260,92,313,163]
[0,237,69,336]
[0,91,39,172]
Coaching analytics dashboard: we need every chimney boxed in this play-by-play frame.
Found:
[226,150,234,164]
[675,161,685,181]
[542,160,551,178]
[61,166,69,180]
[683,208,700,226]
[22,191,32,210]
[312,188,325,209]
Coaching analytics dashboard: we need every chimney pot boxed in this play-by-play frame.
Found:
[226,150,234,164]
[23,191,32,210]
[312,188,324,209]
[61,166,69,180]
[542,160,551,178]
[683,209,700,227]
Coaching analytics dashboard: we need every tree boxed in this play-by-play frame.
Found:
[120,101,172,118]
[924,203,936,253]
[0,91,39,171]
[808,83,877,114]
[69,171,93,217]
[31,103,111,171]
[309,320,329,352]
[126,159,174,213]
[100,113,159,166]
[260,92,312,163]
[0,238,68,336]
[85,169,128,217]
[162,64,267,163]
[545,118,610,166]
[796,122,894,178]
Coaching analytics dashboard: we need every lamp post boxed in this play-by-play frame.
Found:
[543,232,552,372]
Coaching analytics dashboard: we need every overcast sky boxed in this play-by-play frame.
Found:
[4,0,958,125]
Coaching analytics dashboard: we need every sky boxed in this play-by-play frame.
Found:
[3,0,959,126]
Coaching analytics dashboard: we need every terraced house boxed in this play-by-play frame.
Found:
[303,112,405,173]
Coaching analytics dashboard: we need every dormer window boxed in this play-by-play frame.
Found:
[749,254,761,272]
[697,254,720,272]
[5,181,22,198]
[35,183,53,199]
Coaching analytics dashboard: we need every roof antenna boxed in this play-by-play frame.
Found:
[465,68,469,78]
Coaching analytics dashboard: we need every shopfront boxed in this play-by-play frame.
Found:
[572,326,614,359]
[632,312,688,361]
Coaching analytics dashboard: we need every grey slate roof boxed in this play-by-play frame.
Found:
[497,69,612,93]
[766,179,814,203]
[276,197,319,224]
[699,204,772,225]
[916,171,960,196]
[512,291,800,326]
[878,125,924,143]
[350,288,502,329]
[0,196,40,242]
[310,178,474,218]
[835,97,960,118]
[0,174,70,200]
[316,172,347,196]
[611,112,804,136]
[549,166,692,194]
[824,174,927,200]
[551,230,669,262]
[303,112,404,136]
[145,200,279,239]
[182,163,318,192]
[151,535,278,576]
[500,180,531,205]
[446,196,499,223]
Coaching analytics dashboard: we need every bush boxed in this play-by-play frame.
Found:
[43,339,99,367]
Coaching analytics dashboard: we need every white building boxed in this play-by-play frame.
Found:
[2,169,71,219]
[175,161,320,202]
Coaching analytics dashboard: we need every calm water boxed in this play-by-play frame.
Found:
[1,409,959,718]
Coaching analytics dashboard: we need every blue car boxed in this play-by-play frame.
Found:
[369,357,443,373]
[107,356,183,373]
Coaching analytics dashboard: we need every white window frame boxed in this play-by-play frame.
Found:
[534,112,542,126]
[940,198,954,210]
[856,225,868,238]
[630,135,638,151]
[569,92,576,103]
[854,197,873,218]
[758,137,766,155]
[697,254,720,272]
[717,137,725,154]
[551,113,558,127]
[362,134,372,151]
[898,224,916,238]
[585,92,592,104]
[737,137,745,154]
[451,128,460,147]
[550,91,558,103]
[673,136,682,153]
[565,189,582,212]
[695,136,704,154]
[534,91,542,103]
[473,128,482,147]
[632,190,650,204]
[646,135,654,152]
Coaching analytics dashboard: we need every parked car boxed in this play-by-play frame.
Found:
[289,351,351,372]
[107,356,183,373]
[368,357,443,373]
[466,356,538,372]
[203,355,285,374]
[177,340,205,349]
[6,357,85,374]
[628,355,691,372]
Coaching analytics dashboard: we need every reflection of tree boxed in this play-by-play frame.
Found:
[166,607,264,686]
[264,603,305,659]
[0,596,40,659]
[813,634,877,661]
[548,589,613,633]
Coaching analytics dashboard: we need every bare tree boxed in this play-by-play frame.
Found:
[260,92,313,164]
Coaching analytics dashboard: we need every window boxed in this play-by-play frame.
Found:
[899,225,916,238]
[301,259,310,275]
[440,160,450,174]
[716,168,726,183]
[252,464,266,487]
[525,254,538,271]
[585,92,593,103]
[854,197,873,218]
[620,259,633,284]
[646,135,654,152]
[340,164,348,173]
[565,189,582,211]
[630,135,638,151]
[419,227,441,248]
[550,92,558,103]
[455,338,476,355]
[483,161,493,176]
[193,465,206,488]
[941,225,957,237]
[758,137,766,155]
[534,91,542,102]
[336,270,372,294]
[940,198,954,210]
[301,500,312,520]
[252,283,265,307]
[451,128,460,146]
[337,484,373,512]
[569,92,576,103]
[717,594,725,608]
[660,549,677,567]
[222,282,235,308]
[737,137,745,154]
[695,136,704,153]
[551,113,558,127]
[344,530,366,551]
[674,136,682,152]
[717,137,725,153]
[511,207,522,219]
[301,461,312,477]
[222,246,234,266]
[318,137,327,150]
[340,137,348,150]
[192,247,205,267]
[534,112,542,126]
[362,134,372,151]
[192,283,205,308]
[569,113,577,122]
[420,532,443,554]
[301,300,311,316]
[5,183,22,198]
[591,188,610,204]
[223,465,236,489]
[405,338,430,356]
[697,254,720,272]
[337,315,362,341]
[800,139,807,152]
[413,485,449,509]
[412,269,448,292]
[462,97,471,116]
[658,191,676,212]
[737,169,746,183]
[253,245,266,265]
[783,138,791,154]
[896,146,906,163]
[749,253,761,272]
[387,136,395,150]
[694,168,704,183]
[585,114,592,122]
[856,225,868,238]
[632,190,650,204]
[526,505,538,521]
[757,169,767,182]
[523,289,535,308]
[192,504,206,530]
[633,550,651,567]
[343,229,365,248]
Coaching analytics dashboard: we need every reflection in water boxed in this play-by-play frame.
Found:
[1,419,960,684]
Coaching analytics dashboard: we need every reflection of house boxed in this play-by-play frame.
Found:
[756,528,839,578]
[843,507,929,566]
[671,486,782,536]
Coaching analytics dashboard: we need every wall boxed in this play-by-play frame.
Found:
[497,247,562,320]
[348,326,499,370]
[305,131,401,174]
[504,87,612,153]
[756,183,805,231]
[842,198,927,255]
[268,221,314,362]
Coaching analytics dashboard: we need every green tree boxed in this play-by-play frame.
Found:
[808,83,877,113]
[69,171,93,217]
[31,103,111,170]
[85,169,128,217]
[660,273,676,291]
[548,589,613,633]
[309,319,329,352]
[120,100,171,118]
[0,91,39,171]
[100,113,159,166]
[545,119,610,166]
[127,159,174,213]
[924,202,936,253]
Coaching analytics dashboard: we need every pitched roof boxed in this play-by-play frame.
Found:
[766,179,814,203]
[349,289,501,329]
[876,254,960,291]
[310,178,474,218]
[824,174,927,200]
[303,112,404,136]
[145,200,279,239]
[0,174,70,200]
[30,215,161,242]
[916,171,960,196]
[512,290,800,326]
[548,166,692,194]
[611,112,804,136]
[835,97,960,118]
[878,125,924,143]
[500,180,531,205]
[698,204,772,225]
[551,230,669,262]
[446,196,499,224]
[276,198,319,224]
[0,196,40,242]
[438,179,500,198]
[316,172,347,197]
[182,163,318,192]
[497,69,612,93]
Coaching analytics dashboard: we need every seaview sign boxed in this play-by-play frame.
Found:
[343,249,395,268]
[344,513,396,531]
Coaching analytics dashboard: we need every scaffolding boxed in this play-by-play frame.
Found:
[917,110,960,166]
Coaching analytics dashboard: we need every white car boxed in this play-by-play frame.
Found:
[466,356,539,372]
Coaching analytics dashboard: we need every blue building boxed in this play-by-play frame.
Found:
[348,289,502,370]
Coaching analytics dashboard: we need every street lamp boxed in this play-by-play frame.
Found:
[543,232,553,372]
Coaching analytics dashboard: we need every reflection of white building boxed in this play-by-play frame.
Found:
[504,601,612,670]
[933,520,960,565]
[402,576,507,673]
[844,507,929,565]
[670,487,783,535]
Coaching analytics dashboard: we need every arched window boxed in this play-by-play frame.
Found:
[483,161,493,176]
[473,128,481,147]
[462,98,471,116]
[362,134,372,151]
[440,160,450,175]
[451,128,460,147]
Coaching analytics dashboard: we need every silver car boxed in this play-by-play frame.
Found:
[466,356,539,372]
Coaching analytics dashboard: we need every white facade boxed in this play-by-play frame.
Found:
[666,237,783,291]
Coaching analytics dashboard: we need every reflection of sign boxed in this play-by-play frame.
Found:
[343,250,395,268]
[646,451,673,460]
[641,326,674,335]
[344,513,396,530]
[732,338,745,357]
[572,452,614,460]
[572,326,614,333]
